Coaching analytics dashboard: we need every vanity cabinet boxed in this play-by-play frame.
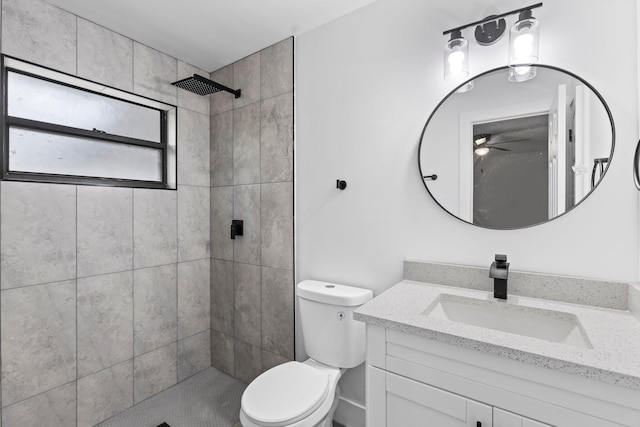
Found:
[365,326,639,427]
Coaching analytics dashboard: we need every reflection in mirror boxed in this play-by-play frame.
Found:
[419,65,614,229]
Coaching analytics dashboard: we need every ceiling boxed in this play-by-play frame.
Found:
[43,0,377,72]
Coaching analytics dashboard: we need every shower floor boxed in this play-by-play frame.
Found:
[96,367,245,427]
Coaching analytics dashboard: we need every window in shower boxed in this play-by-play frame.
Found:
[2,56,177,189]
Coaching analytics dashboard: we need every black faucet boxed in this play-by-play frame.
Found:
[489,254,510,299]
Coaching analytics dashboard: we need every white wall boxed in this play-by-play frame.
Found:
[295,0,638,424]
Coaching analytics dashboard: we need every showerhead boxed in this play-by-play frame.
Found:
[172,74,241,98]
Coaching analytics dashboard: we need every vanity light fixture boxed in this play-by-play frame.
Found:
[444,30,469,81]
[442,3,542,84]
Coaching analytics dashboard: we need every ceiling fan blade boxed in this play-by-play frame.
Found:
[491,146,511,152]
[489,138,530,145]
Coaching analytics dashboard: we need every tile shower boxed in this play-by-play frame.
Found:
[0,0,294,425]
[209,39,294,384]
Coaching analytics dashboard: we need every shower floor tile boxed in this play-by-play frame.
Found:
[97,368,246,427]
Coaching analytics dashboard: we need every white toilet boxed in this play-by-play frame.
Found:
[239,280,373,427]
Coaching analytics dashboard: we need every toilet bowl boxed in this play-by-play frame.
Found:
[239,280,373,427]
[240,359,343,427]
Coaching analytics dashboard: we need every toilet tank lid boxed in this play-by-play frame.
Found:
[297,280,373,306]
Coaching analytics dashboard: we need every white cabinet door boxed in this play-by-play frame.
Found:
[494,408,553,427]
[385,370,492,427]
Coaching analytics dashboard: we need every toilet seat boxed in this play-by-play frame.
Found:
[242,361,331,426]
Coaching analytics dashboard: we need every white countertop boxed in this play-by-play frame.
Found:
[354,280,640,390]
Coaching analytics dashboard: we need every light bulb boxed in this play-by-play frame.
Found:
[475,147,490,156]
[513,33,534,59]
[448,51,465,65]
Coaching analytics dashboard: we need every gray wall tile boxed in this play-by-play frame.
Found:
[234,185,261,265]
[234,340,262,384]
[77,360,133,427]
[211,111,234,187]
[262,350,290,372]
[133,189,177,269]
[2,0,76,74]
[1,281,76,406]
[77,187,133,278]
[233,53,260,109]
[178,186,211,262]
[261,93,293,183]
[234,104,261,185]
[262,267,294,359]
[261,38,293,100]
[133,43,177,105]
[210,186,234,261]
[77,19,133,92]
[178,260,211,339]
[211,259,234,336]
[1,182,76,289]
[178,330,211,382]
[134,264,178,356]
[178,109,210,187]
[208,38,294,386]
[210,65,234,115]
[134,343,177,404]
[261,183,293,270]
[234,263,261,346]
[2,383,75,427]
[77,271,133,377]
[211,330,234,377]
[177,61,211,115]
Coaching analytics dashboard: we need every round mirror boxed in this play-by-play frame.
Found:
[418,65,614,229]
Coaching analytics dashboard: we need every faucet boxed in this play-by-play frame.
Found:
[489,254,509,299]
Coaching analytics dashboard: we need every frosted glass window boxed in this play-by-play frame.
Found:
[2,56,176,189]
[9,128,163,182]
[7,71,161,142]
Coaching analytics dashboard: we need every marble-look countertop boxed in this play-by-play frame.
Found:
[354,280,640,390]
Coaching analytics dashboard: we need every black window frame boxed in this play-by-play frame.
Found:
[1,55,177,189]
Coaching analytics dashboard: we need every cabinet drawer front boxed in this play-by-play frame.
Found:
[387,372,467,420]
[385,370,492,427]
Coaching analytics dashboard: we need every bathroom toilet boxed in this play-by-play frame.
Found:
[239,280,373,427]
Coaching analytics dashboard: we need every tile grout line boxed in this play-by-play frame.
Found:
[176,177,180,386]
[130,189,135,410]
[258,51,264,373]
[75,184,78,426]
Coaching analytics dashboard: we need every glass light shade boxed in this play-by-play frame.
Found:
[475,147,490,156]
[455,80,474,93]
[444,32,469,81]
[508,12,539,66]
[508,65,537,82]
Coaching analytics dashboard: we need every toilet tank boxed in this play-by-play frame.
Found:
[297,280,373,368]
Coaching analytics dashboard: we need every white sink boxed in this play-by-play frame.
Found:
[423,294,592,348]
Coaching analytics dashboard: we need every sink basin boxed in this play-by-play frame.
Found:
[423,294,592,348]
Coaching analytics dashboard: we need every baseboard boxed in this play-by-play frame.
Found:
[333,396,365,427]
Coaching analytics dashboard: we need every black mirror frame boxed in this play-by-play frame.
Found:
[418,64,616,230]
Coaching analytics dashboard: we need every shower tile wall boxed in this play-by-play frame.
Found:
[210,38,294,384]
[0,0,212,425]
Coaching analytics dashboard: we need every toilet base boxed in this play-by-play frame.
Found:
[317,385,340,427]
